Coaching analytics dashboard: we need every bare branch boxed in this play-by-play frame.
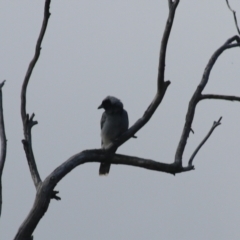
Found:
[0,80,7,218]
[21,0,51,122]
[158,0,179,89]
[174,36,240,166]
[14,1,240,239]
[14,1,182,237]
[188,117,222,167]
[107,0,180,153]
[200,94,240,102]
[226,0,240,35]
[20,0,52,189]
[14,148,194,239]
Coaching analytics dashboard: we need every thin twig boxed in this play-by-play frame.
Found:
[0,80,7,219]
[174,37,240,166]
[226,0,240,35]
[188,117,222,166]
[20,0,51,189]
[200,94,240,102]
[158,0,179,90]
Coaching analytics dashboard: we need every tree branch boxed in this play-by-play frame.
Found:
[200,94,240,102]
[14,1,182,237]
[14,2,240,239]
[174,36,240,166]
[226,0,240,35]
[0,80,7,219]
[158,0,179,89]
[188,117,222,167]
[107,0,180,153]
[20,0,52,189]
[14,148,194,239]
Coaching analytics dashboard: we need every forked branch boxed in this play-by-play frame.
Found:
[175,35,240,166]
[20,0,52,189]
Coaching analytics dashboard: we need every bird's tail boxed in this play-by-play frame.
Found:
[99,163,111,175]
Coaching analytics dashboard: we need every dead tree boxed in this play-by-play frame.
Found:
[0,0,239,239]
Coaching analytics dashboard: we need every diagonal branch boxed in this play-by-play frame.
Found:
[0,80,7,219]
[188,117,222,167]
[174,36,240,166]
[20,0,51,189]
[107,0,180,153]
[226,0,240,35]
[200,94,240,102]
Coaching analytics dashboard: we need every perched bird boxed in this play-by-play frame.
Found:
[98,96,129,175]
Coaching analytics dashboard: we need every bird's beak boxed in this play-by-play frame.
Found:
[98,104,103,109]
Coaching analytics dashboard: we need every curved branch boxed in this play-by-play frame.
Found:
[49,151,193,181]
[0,80,7,218]
[20,0,52,189]
[174,36,240,166]
[188,117,222,166]
[14,148,194,239]
[107,1,180,153]
[21,0,51,121]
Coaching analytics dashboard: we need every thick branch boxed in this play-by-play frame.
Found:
[20,0,52,189]
[200,94,240,102]
[14,148,194,239]
[226,0,240,35]
[174,36,240,166]
[0,80,7,219]
[188,117,222,166]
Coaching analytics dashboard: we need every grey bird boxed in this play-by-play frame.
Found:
[98,96,129,175]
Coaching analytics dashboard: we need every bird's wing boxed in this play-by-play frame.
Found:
[121,109,129,133]
[100,112,107,129]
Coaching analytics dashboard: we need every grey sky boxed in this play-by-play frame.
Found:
[1,0,240,239]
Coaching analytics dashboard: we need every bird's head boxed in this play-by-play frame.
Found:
[98,96,124,111]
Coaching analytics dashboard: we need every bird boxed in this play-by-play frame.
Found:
[98,96,129,175]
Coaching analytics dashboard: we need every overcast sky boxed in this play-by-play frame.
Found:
[1,1,240,239]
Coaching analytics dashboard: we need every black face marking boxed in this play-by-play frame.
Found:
[102,99,112,110]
